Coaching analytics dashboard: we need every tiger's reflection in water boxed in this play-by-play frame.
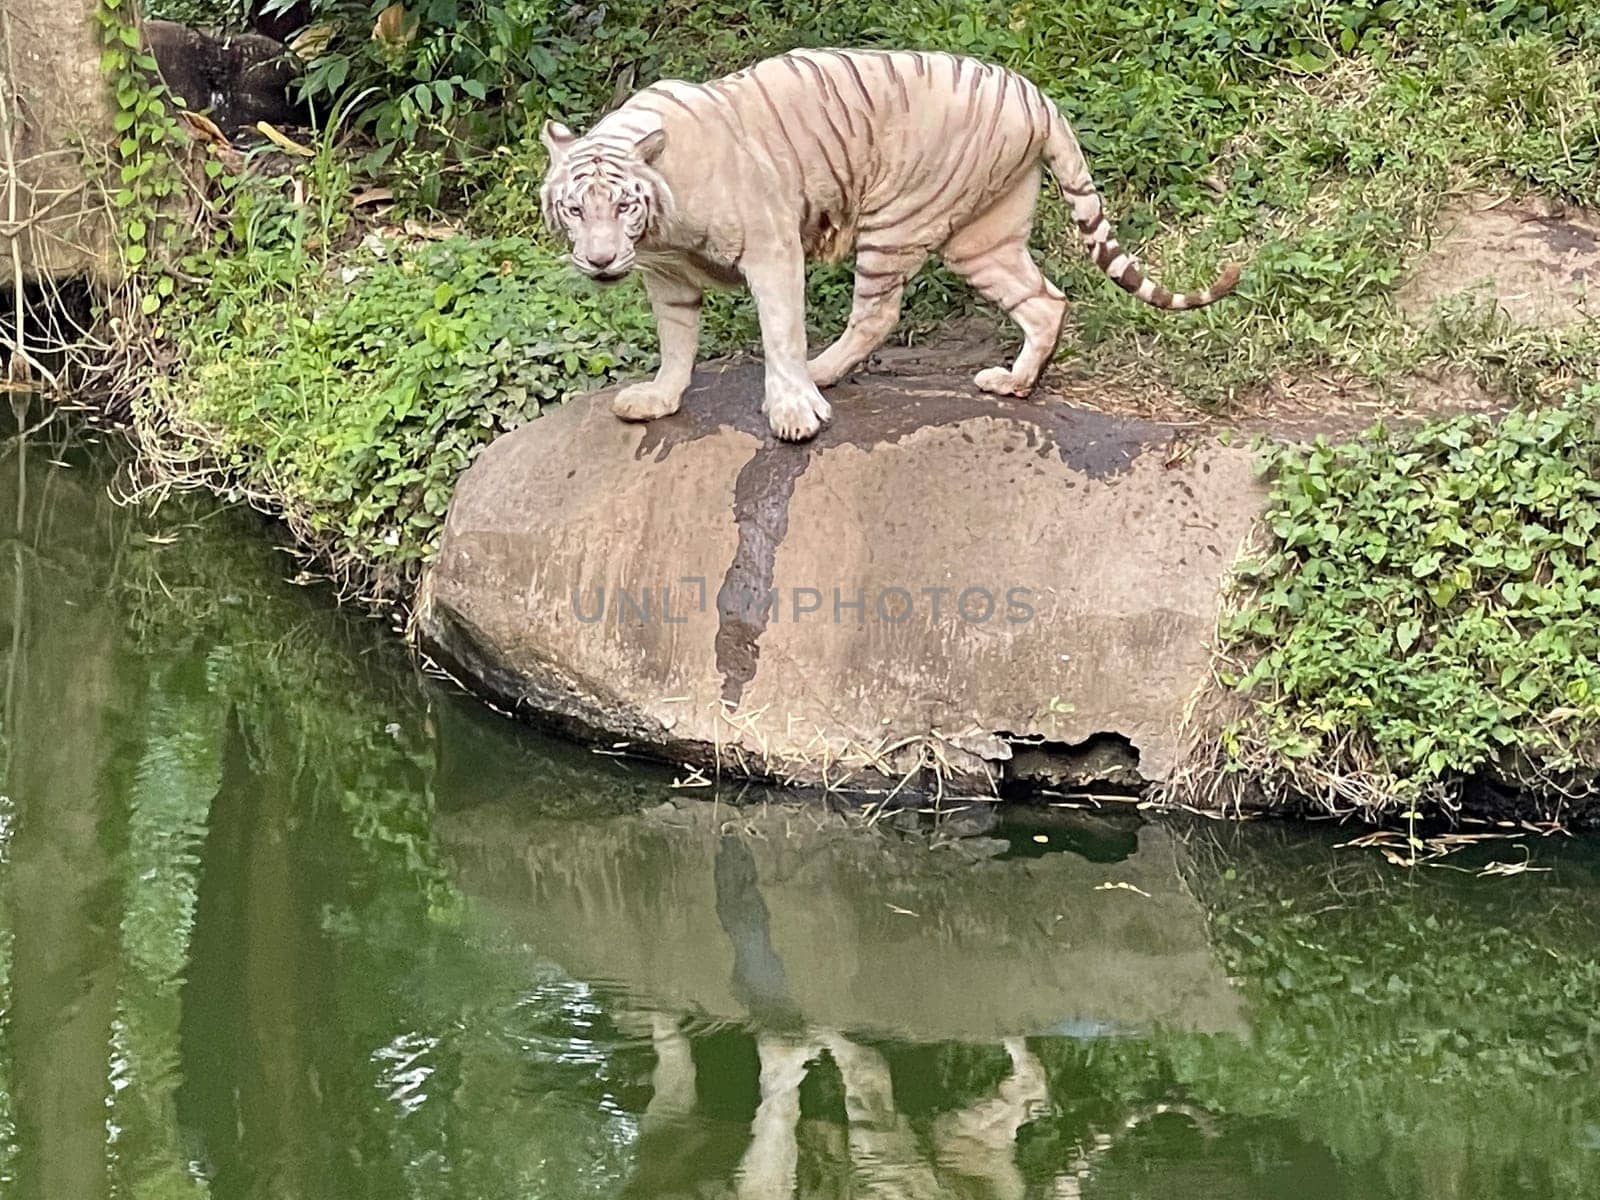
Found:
[616,1012,1216,1199]
[822,1032,1047,1200]
[602,833,1216,1199]
[616,1010,1051,1200]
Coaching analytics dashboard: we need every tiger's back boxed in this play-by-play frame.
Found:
[617,50,1054,262]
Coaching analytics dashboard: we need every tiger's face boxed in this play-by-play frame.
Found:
[540,120,669,284]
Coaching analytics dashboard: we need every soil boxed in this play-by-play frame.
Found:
[859,194,1599,444]
[1397,193,1600,328]
[850,314,1513,444]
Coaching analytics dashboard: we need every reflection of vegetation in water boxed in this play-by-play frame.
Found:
[0,434,452,1196]
[4,433,1600,1197]
[111,674,223,1199]
[0,433,675,1199]
[117,492,459,922]
[1159,829,1600,1197]
[110,485,508,1193]
[0,431,18,1190]
[2,430,130,1200]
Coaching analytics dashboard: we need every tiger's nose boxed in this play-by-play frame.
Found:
[586,249,617,270]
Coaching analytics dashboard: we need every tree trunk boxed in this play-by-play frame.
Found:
[0,0,120,288]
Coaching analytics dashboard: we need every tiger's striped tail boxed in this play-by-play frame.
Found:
[1044,117,1240,310]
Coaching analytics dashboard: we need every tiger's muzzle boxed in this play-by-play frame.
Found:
[575,252,636,284]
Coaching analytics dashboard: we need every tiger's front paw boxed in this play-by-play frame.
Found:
[763,383,832,442]
[612,381,684,423]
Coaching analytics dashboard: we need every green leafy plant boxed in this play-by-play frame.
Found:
[253,0,604,206]
[1208,389,1600,816]
[144,204,656,596]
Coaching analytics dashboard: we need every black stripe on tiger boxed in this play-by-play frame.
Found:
[1045,107,1241,311]
[770,57,854,202]
[881,54,911,111]
[751,74,808,172]
[648,87,700,122]
[789,54,860,157]
[917,58,997,215]
[974,70,1017,194]
[823,51,877,113]
[801,53,859,139]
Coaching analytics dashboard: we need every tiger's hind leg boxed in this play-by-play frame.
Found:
[941,172,1067,398]
[807,247,927,388]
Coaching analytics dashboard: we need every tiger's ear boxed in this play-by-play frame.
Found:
[634,128,666,164]
[542,119,576,165]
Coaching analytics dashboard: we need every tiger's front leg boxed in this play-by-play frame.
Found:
[613,272,703,423]
[742,243,832,442]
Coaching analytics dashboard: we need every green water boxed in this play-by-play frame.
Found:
[3,425,1600,1200]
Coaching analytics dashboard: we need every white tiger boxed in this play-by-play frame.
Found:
[541,49,1241,441]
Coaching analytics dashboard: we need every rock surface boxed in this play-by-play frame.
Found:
[144,21,304,136]
[420,362,1265,792]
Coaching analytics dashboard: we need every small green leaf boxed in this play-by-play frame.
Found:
[1411,551,1443,577]
[1395,619,1421,653]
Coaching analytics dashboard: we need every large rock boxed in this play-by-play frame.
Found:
[143,21,305,136]
[418,363,1265,793]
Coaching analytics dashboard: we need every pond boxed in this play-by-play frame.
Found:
[2,423,1599,1199]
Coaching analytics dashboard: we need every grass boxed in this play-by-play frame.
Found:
[138,166,656,596]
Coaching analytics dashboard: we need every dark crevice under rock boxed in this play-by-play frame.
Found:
[1004,731,1145,794]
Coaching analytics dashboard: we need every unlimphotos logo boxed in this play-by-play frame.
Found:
[569,577,1037,626]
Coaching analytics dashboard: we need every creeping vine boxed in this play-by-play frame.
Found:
[93,0,184,312]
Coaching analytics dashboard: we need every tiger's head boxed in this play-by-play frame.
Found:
[540,120,671,284]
